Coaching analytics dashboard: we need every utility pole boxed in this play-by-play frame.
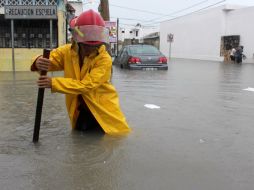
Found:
[99,0,110,21]
[116,18,119,56]
[98,0,112,56]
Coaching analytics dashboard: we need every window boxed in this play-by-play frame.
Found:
[0,15,11,48]
[130,45,160,55]
[136,31,138,37]
[0,15,58,48]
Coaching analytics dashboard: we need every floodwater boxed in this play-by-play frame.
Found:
[0,59,254,190]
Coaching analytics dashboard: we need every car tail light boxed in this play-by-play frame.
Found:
[128,57,141,64]
[158,57,167,64]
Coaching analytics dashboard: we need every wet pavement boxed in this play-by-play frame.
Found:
[0,59,254,190]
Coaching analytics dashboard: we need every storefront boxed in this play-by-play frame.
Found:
[0,0,67,71]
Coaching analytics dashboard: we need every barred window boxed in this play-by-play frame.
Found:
[0,0,57,7]
[0,17,11,48]
[48,0,57,5]
[0,15,58,48]
[4,0,19,6]
[23,0,34,5]
[0,0,4,7]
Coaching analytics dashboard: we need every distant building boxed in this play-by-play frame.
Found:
[67,0,83,16]
[0,0,73,71]
[119,24,159,46]
[160,5,254,63]
[66,0,83,42]
[143,32,160,49]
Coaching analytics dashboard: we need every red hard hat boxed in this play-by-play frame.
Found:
[75,9,106,45]
[69,16,78,29]
[76,9,105,27]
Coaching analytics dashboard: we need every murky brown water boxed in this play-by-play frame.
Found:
[1,59,254,190]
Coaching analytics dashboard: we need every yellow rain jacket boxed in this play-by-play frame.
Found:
[32,43,130,134]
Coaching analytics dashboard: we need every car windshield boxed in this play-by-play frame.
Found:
[129,45,160,55]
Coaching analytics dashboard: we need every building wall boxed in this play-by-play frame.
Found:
[160,6,226,61]
[0,4,67,71]
[226,7,254,61]
[119,26,159,43]
[58,10,67,46]
[160,5,254,63]
[143,38,160,49]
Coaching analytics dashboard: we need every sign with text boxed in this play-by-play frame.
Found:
[4,5,57,19]
[105,21,117,43]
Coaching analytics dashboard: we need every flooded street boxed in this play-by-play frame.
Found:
[1,59,254,190]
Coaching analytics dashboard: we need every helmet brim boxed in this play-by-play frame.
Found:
[81,41,103,46]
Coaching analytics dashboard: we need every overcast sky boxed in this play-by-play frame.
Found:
[82,0,254,28]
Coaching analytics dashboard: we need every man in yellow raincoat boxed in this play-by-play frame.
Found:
[31,10,130,134]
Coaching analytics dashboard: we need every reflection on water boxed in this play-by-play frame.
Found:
[1,60,254,190]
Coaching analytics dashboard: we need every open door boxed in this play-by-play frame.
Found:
[220,35,240,61]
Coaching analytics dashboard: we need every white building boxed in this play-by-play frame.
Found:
[119,24,159,43]
[66,0,83,41]
[160,5,254,63]
[68,0,83,16]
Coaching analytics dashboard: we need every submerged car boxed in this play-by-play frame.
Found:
[113,44,168,70]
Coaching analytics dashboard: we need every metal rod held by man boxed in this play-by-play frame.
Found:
[32,49,51,143]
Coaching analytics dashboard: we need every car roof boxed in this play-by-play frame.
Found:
[126,44,154,47]
[122,44,162,55]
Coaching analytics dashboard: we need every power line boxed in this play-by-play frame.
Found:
[110,1,210,24]
[109,3,169,16]
[110,16,150,22]
[118,22,159,28]
[84,0,170,16]
[144,0,209,22]
[146,0,226,25]
[114,0,226,27]
[83,0,226,27]
[119,23,137,27]
[116,21,162,29]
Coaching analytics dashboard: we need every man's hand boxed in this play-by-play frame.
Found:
[35,57,51,71]
[37,76,52,88]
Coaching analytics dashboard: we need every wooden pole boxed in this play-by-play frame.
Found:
[99,0,110,21]
[116,18,119,56]
[11,19,15,73]
[32,49,51,143]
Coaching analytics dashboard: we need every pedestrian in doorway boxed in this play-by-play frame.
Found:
[31,10,131,134]
[235,46,245,64]
[230,47,236,62]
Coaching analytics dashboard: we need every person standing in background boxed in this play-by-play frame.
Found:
[230,47,236,62]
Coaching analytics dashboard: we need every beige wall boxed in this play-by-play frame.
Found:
[0,48,43,71]
[58,11,67,46]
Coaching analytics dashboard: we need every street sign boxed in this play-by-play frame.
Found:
[167,33,174,42]
[4,5,57,19]
[167,33,174,59]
